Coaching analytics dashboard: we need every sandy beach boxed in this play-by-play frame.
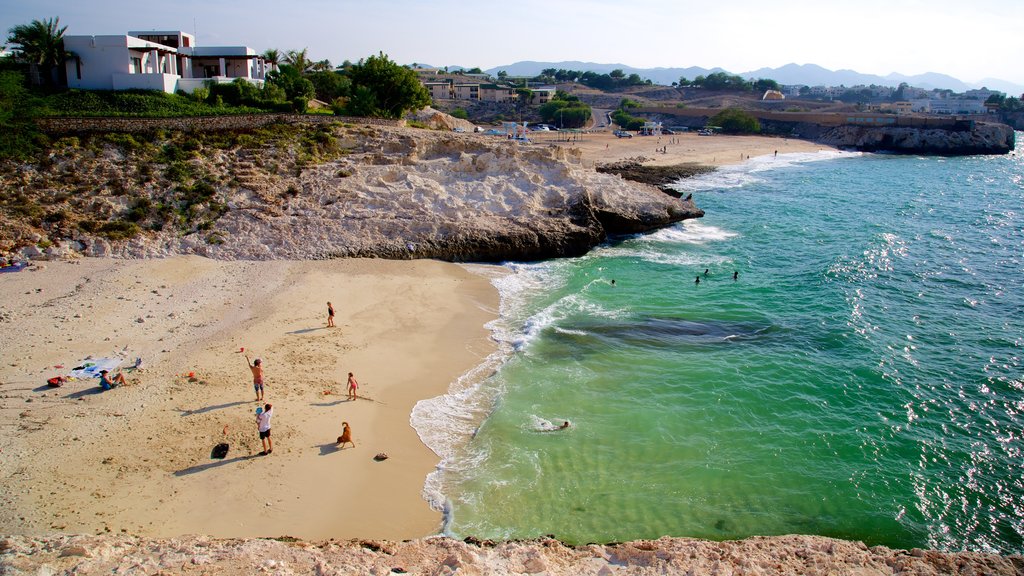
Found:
[535,129,832,167]
[0,257,498,540]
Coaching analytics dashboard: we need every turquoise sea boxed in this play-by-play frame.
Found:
[413,136,1024,554]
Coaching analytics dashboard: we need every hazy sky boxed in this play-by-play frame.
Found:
[3,0,1023,85]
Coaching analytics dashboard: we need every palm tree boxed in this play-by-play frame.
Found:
[6,16,71,87]
[284,48,313,74]
[311,59,332,73]
[262,48,280,72]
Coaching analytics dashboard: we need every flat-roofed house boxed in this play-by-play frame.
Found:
[452,83,480,100]
[424,81,453,100]
[480,84,515,103]
[64,30,267,94]
[529,87,555,104]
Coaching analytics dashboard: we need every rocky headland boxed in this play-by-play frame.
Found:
[818,121,1016,155]
[0,122,702,263]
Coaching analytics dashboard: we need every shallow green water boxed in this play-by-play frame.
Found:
[418,143,1024,553]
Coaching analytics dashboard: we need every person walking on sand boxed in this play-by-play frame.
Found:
[246,355,264,401]
[337,421,355,449]
[347,372,359,401]
[327,301,335,328]
[257,403,273,455]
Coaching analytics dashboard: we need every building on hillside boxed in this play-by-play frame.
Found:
[63,30,267,94]
[480,84,516,103]
[963,88,1001,101]
[928,98,988,115]
[879,101,914,114]
[424,81,453,100]
[529,87,556,104]
[452,83,480,100]
[761,89,785,101]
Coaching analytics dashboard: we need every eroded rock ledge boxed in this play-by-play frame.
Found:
[1,125,703,263]
[818,121,1015,155]
[1,533,1021,575]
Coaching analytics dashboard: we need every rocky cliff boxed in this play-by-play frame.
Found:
[818,121,1015,155]
[2,533,1021,575]
[0,123,702,263]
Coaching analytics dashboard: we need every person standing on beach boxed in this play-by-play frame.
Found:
[327,301,336,328]
[257,403,273,455]
[337,421,355,449]
[347,372,359,401]
[246,355,264,401]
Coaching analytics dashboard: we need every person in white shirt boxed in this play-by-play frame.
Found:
[256,404,273,455]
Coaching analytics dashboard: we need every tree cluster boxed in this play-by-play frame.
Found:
[537,91,592,128]
[678,72,779,93]
[708,108,761,134]
[532,68,650,91]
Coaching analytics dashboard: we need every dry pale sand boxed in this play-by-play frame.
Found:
[531,129,834,167]
[0,257,498,540]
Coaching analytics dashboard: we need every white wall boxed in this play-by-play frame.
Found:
[65,36,133,90]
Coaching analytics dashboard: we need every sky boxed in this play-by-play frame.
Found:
[3,0,1023,86]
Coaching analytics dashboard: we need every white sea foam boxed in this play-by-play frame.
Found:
[669,150,859,194]
[414,260,568,517]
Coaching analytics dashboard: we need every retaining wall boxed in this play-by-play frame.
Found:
[35,114,404,135]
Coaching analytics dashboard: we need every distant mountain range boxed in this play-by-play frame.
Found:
[472,61,1024,95]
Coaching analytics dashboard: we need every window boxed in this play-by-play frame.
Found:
[130,57,142,74]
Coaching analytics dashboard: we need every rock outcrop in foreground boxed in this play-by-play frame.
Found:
[1,124,702,263]
[819,121,1015,155]
[2,534,1021,575]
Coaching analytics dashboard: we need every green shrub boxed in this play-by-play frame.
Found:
[709,108,761,134]
[97,220,140,241]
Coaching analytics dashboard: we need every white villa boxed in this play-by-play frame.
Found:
[63,30,268,94]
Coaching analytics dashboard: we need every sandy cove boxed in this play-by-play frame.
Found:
[0,257,498,540]
[532,129,831,167]
[5,133,1019,573]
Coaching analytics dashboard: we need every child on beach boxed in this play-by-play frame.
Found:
[327,301,335,328]
[256,404,273,455]
[347,372,359,400]
[246,355,264,401]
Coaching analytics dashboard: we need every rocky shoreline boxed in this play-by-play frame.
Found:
[2,533,1021,575]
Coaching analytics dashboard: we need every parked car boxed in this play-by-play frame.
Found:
[614,130,633,138]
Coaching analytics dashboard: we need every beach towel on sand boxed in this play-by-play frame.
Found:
[69,357,123,379]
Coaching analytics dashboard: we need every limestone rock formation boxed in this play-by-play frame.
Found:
[819,121,1015,155]
[1,125,702,263]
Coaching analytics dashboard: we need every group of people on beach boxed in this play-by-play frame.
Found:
[240,302,360,457]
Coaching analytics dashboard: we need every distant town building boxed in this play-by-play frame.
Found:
[479,84,516,103]
[452,83,480,100]
[529,87,556,104]
[423,81,452,100]
[928,98,988,115]
[63,30,267,94]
